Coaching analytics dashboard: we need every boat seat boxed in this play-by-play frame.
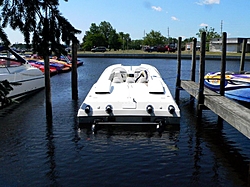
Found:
[135,70,148,83]
[113,77,122,83]
[126,77,135,83]
[139,77,148,83]
[113,72,123,83]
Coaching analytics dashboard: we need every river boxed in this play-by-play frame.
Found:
[0,57,250,187]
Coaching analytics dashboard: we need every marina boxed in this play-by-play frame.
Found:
[1,0,250,186]
[0,57,250,186]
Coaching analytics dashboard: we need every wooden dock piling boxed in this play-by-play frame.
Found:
[197,32,206,118]
[217,32,227,123]
[190,38,197,102]
[240,39,247,73]
[175,37,182,104]
[71,41,78,100]
[179,32,250,139]
[219,32,227,97]
[191,38,197,82]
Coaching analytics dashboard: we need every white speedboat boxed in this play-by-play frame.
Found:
[0,46,45,102]
[77,64,180,128]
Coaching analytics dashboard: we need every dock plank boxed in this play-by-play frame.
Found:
[181,80,250,139]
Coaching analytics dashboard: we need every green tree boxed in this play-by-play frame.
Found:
[130,39,143,50]
[82,21,122,51]
[143,30,167,46]
[183,37,195,43]
[0,0,81,120]
[119,32,131,50]
[0,0,81,55]
[182,37,195,47]
[99,21,113,44]
[123,33,131,50]
[196,26,220,51]
[196,26,221,41]
[109,29,121,51]
[82,23,106,50]
[119,32,125,50]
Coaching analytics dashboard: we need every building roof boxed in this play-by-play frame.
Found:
[210,37,250,44]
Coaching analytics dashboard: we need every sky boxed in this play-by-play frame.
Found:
[4,0,250,44]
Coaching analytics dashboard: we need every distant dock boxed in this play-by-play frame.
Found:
[175,33,250,139]
[181,80,250,138]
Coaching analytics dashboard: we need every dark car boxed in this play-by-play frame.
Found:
[91,46,107,52]
[144,46,157,52]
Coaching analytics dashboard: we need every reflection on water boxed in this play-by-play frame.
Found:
[0,58,250,186]
[46,121,57,186]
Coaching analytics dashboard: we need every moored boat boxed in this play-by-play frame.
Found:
[77,64,180,130]
[0,46,45,103]
[204,71,250,102]
[50,56,72,71]
[26,54,82,74]
[60,55,84,66]
[27,58,58,75]
[34,59,66,72]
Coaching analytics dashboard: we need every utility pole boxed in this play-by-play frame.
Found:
[168,27,170,45]
[167,27,170,53]
[221,20,223,36]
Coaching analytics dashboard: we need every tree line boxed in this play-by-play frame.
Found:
[0,0,80,56]
[81,21,221,51]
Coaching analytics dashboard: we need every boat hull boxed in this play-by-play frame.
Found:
[0,70,44,100]
[0,46,45,102]
[225,88,250,102]
[7,76,44,99]
[77,64,180,125]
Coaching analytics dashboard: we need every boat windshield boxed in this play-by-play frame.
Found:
[0,57,22,67]
[0,46,28,74]
[0,46,26,66]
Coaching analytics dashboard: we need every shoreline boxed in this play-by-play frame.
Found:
[77,53,250,61]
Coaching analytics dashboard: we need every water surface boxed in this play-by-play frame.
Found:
[0,58,250,186]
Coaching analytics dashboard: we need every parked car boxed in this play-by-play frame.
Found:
[157,45,176,53]
[91,46,107,52]
[156,46,167,52]
[144,45,176,53]
[167,44,177,52]
[144,46,157,52]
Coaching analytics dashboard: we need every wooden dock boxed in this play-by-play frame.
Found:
[176,33,250,139]
[181,80,250,139]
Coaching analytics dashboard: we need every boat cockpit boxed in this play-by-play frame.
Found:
[109,67,150,84]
